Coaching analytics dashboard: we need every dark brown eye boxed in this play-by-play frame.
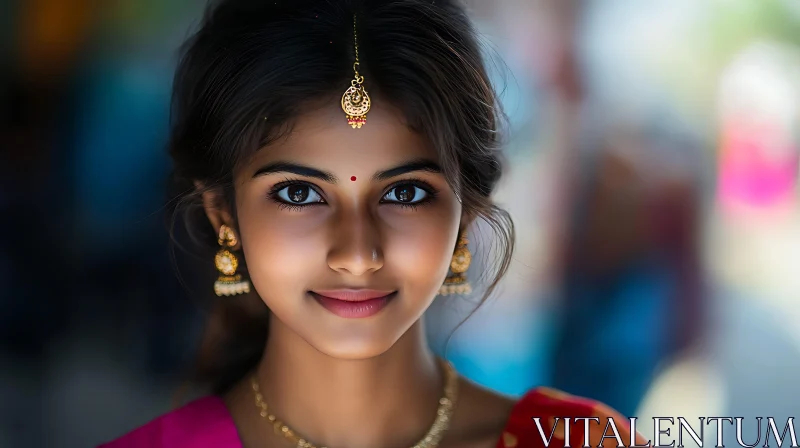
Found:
[275,184,323,205]
[383,184,427,204]
[288,185,309,202]
[394,185,415,202]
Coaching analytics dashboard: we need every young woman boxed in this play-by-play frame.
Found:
[101,0,648,447]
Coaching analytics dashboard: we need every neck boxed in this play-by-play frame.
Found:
[253,317,444,448]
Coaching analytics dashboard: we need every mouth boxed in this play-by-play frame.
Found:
[309,289,397,318]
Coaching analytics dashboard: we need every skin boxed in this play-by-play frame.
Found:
[201,101,516,448]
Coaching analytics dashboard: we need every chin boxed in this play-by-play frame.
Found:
[305,325,407,361]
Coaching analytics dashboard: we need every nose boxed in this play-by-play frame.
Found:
[327,209,383,276]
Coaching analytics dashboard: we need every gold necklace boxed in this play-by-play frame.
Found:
[250,359,459,448]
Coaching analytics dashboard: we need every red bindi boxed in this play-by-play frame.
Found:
[350,176,357,181]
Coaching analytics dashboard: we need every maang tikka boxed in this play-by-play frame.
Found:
[341,14,371,128]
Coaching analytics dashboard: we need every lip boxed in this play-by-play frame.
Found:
[311,289,395,301]
[310,290,396,318]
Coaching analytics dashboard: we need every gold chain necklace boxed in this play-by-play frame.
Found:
[250,359,459,448]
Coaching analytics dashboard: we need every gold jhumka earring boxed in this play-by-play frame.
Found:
[439,231,472,296]
[214,224,251,296]
[341,14,370,128]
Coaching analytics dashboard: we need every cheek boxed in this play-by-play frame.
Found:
[243,227,315,280]
[236,201,327,294]
[380,203,461,291]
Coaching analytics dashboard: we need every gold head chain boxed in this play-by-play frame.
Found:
[250,358,459,448]
[341,14,371,128]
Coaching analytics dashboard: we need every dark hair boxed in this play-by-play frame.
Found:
[169,0,515,395]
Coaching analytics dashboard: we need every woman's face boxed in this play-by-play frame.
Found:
[231,102,462,359]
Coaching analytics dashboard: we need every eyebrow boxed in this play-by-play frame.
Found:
[373,159,442,181]
[252,158,442,183]
[253,162,337,183]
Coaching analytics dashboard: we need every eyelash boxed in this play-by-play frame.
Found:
[266,177,438,211]
[380,177,438,210]
[267,178,325,212]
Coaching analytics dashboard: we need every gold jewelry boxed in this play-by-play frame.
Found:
[250,358,459,448]
[438,231,472,296]
[214,224,251,296]
[341,14,370,129]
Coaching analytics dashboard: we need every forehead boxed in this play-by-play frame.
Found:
[245,101,437,174]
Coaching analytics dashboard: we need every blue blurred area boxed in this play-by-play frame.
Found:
[68,55,172,253]
[550,256,674,416]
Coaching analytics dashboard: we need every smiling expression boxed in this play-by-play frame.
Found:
[230,101,463,359]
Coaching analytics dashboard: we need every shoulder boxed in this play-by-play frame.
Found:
[96,396,241,448]
[500,387,650,448]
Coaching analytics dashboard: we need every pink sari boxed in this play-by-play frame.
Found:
[98,397,241,448]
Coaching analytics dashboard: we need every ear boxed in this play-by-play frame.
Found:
[459,210,476,235]
[195,181,237,244]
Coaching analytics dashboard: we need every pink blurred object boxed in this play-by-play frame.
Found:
[718,119,798,213]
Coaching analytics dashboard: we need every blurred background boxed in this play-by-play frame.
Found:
[2,0,799,446]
